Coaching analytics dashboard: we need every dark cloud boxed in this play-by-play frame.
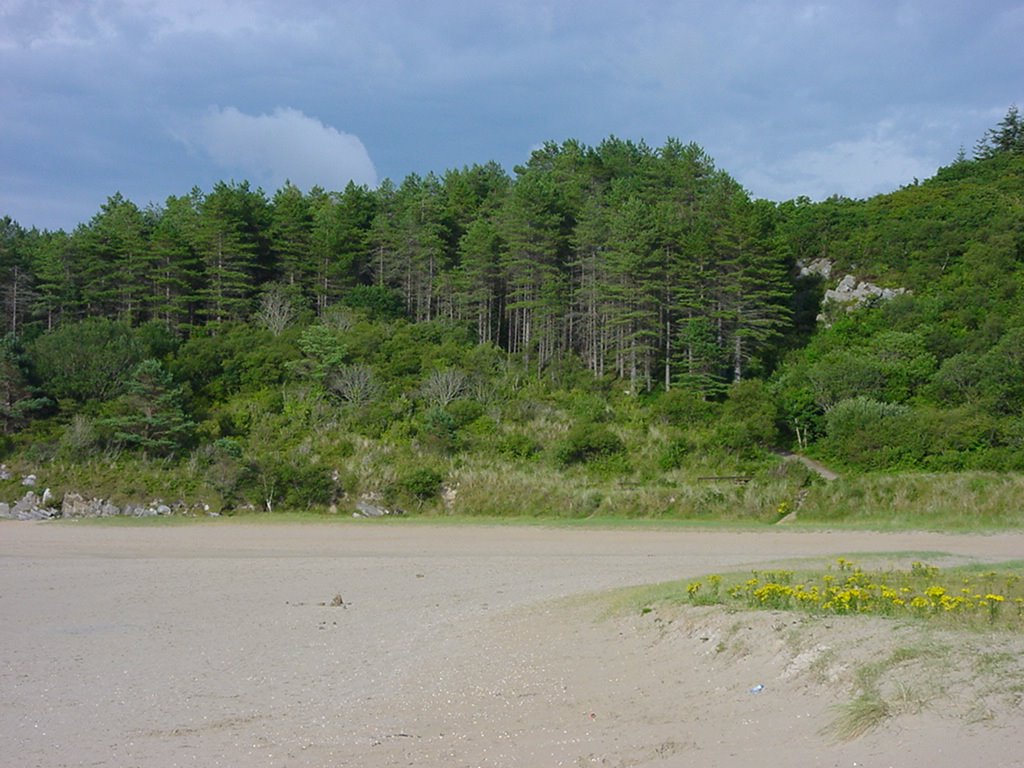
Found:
[1,0,1022,229]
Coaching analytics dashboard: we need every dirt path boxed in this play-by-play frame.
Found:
[2,521,1022,767]
[776,449,841,481]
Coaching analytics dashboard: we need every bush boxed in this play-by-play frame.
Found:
[653,388,718,426]
[399,467,444,500]
[418,407,459,454]
[658,437,693,470]
[716,379,780,451]
[446,398,484,427]
[496,432,541,460]
[554,422,626,467]
[30,318,142,404]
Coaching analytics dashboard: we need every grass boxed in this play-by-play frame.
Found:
[824,690,891,741]
[7,441,1024,530]
[680,558,1024,630]
[796,472,1024,530]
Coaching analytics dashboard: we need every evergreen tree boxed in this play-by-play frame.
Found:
[149,192,203,331]
[101,359,195,456]
[975,105,1024,159]
[269,182,314,301]
[0,217,35,337]
[0,336,48,433]
[195,181,268,324]
[79,193,151,322]
[31,230,80,330]
[452,218,504,344]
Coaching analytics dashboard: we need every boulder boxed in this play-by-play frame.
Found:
[61,493,121,518]
[798,258,833,280]
[61,492,95,519]
[10,492,59,520]
[355,500,389,517]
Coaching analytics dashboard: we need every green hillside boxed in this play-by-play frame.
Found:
[1,110,1022,523]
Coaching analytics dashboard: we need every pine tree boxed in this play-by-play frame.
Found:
[101,359,195,457]
[452,218,504,344]
[79,193,151,322]
[31,230,80,330]
[975,105,1024,159]
[195,182,268,324]
[0,217,35,337]
[149,193,203,330]
[269,182,314,301]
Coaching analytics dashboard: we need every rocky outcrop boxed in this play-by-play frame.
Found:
[798,258,834,280]
[0,488,208,520]
[818,274,908,324]
[60,493,183,519]
[796,260,909,323]
[823,274,907,308]
[0,492,61,521]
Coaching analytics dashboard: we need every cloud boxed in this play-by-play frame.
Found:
[184,106,378,191]
[736,122,939,202]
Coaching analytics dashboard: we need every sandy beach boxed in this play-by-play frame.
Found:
[2,521,1022,767]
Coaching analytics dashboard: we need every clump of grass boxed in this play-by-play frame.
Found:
[681,558,1024,630]
[824,689,890,741]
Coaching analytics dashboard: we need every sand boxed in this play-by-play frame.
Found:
[2,521,1023,767]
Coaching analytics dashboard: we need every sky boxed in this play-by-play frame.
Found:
[1,0,1022,231]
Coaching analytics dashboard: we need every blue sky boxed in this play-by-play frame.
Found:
[2,0,1022,231]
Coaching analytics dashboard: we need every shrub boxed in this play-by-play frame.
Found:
[658,437,693,470]
[554,422,626,467]
[399,467,444,500]
[653,388,718,426]
[497,432,541,460]
[418,407,459,454]
[446,398,485,427]
[716,379,780,451]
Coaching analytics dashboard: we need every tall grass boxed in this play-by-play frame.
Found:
[797,472,1024,529]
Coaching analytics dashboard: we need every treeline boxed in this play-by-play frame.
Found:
[1,110,1024,514]
[0,138,794,393]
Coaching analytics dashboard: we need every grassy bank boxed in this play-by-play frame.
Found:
[5,448,1024,530]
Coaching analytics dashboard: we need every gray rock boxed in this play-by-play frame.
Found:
[798,258,833,280]
[156,504,172,515]
[820,274,908,324]
[0,464,11,481]
[10,492,59,520]
[12,492,39,516]
[61,493,94,518]
[21,474,36,487]
[0,502,10,518]
[355,500,389,517]
[61,493,120,518]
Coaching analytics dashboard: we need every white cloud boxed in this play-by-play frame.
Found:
[186,106,378,191]
[738,124,938,202]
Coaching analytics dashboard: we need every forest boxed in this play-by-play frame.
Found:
[1,108,1023,520]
